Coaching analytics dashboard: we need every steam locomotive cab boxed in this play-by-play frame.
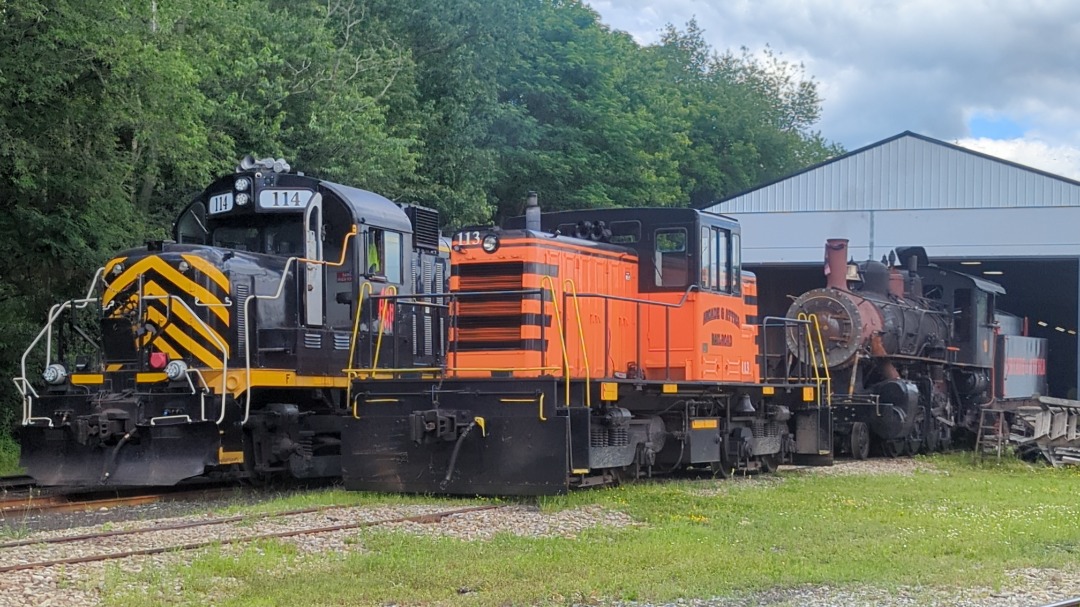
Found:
[342,202,825,496]
[16,157,445,486]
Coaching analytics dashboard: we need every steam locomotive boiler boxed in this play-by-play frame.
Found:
[786,239,1003,458]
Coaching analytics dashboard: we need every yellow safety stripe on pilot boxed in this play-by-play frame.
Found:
[142,279,230,351]
[218,448,244,465]
[181,254,230,293]
[104,256,229,324]
[143,295,225,368]
[201,369,352,396]
[103,257,127,278]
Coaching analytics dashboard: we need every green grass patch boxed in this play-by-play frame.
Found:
[102,455,1080,606]
[0,433,22,476]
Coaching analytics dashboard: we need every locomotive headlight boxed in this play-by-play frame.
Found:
[164,360,189,381]
[481,234,499,253]
[234,177,251,191]
[235,193,250,206]
[42,363,68,385]
[177,260,191,272]
[112,262,124,276]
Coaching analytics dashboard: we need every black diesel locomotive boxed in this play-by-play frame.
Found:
[785,239,1047,458]
[15,157,445,486]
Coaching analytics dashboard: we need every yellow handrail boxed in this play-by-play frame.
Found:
[346,281,375,376]
[562,279,591,407]
[797,312,832,408]
[371,285,398,369]
[539,276,572,406]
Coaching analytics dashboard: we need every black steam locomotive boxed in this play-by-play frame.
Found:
[785,239,1047,458]
[15,157,446,486]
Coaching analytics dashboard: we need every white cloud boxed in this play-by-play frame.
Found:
[955,137,1080,181]
[588,0,1080,179]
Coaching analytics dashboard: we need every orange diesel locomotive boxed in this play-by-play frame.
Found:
[342,196,830,495]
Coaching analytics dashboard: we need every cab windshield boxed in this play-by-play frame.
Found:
[211,221,304,256]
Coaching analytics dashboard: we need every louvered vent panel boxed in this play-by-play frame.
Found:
[405,206,440,251]
[235,283,250,350]
[304,333,322,349]
[334,332,351,350]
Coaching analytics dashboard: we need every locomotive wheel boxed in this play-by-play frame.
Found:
[849,422,870,460]
[710,459,730,479]
[757,454,779,474]
[924,419,941,453]
[881,439,903,458]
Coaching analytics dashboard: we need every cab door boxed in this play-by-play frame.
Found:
[303,193,324,326]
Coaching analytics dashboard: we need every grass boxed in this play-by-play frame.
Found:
[100,454,1080,606]
[0,433,21,476]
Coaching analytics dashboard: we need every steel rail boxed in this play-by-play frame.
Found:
[0,487,237,516]
[0,505,497,573]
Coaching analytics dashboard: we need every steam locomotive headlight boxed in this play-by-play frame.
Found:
[235,193,250,206]
[481,234,499,253]
[164,360,189,381]
[234,177,251,192]
[42,363,68,385]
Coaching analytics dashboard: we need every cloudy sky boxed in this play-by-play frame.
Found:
[588,0,1080,179]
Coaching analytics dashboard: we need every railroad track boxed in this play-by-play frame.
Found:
[0,485,239,516]
[0,504,497,573]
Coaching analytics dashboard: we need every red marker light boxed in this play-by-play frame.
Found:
[149,352,168,370]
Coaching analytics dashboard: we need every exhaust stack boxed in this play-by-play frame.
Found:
[825,239,849,290]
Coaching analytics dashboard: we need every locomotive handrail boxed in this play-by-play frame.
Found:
[562,279,591,407]
[345,281,375,377]
[549,285,700,382]
[141,293,230,422]
[797,312,831,408]
[540,275,572,407]
[241,227,358,425]
[17,287,105,424]
[761,315,804,383]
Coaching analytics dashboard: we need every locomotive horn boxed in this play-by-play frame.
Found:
[237,155,256,172]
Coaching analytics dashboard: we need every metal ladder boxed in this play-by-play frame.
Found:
[975,408,1008,460]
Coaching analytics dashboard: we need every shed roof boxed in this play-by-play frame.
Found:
[704,131,1080,214]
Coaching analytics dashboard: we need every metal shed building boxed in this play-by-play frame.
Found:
[704,131,1080,398]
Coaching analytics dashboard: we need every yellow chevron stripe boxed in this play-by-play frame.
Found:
[103,257,127,278]
[182,254,229,292]
[136,311,184,358]
[105,257,228,324]
[142,280,229,356]
[144,304,224,368]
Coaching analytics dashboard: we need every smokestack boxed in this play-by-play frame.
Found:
[525,191,540,232]
[825,239,849,290]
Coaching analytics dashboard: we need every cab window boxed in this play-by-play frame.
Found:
[367,229,403,284]
[176,202,209,245]
[654,228,688,287]
[699,227,731,293]
[731,232,742,295]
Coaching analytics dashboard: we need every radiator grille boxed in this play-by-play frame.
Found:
[454,262,527,351]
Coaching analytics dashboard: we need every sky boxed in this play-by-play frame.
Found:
[588,0,1080,180]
